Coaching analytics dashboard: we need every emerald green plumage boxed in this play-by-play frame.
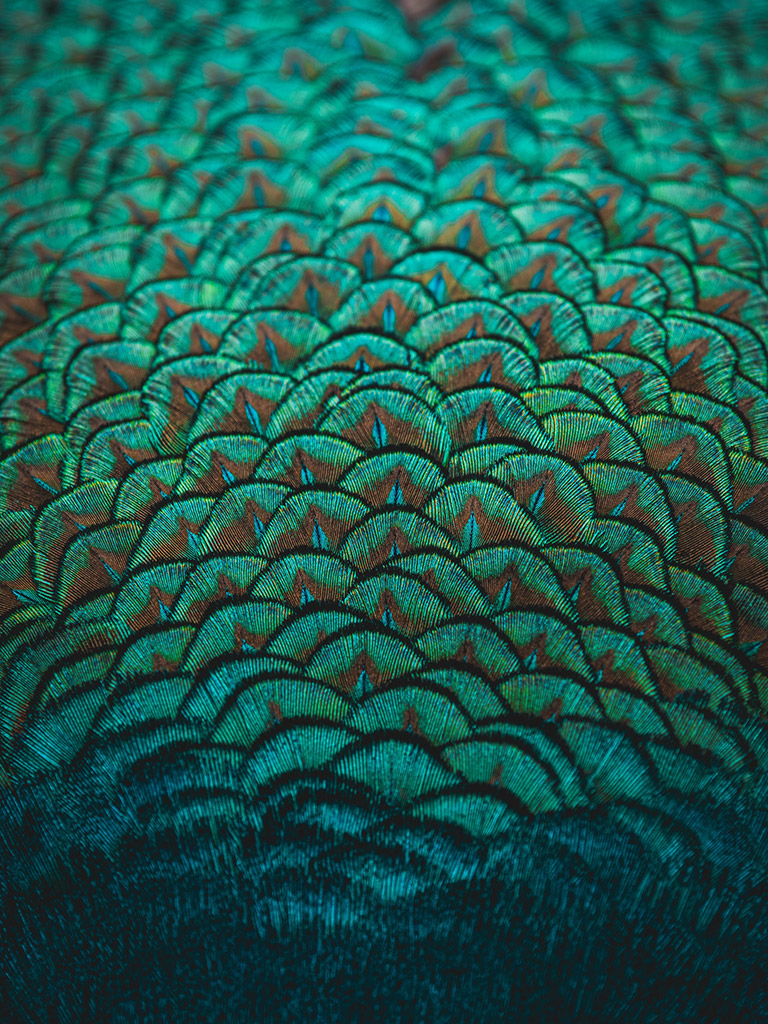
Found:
[1,0,768,1020]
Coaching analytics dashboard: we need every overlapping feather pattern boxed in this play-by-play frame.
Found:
[1,0,768,1020]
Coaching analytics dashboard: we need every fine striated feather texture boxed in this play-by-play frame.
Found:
[1,0,768,1021]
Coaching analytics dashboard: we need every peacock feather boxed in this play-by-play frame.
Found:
[1,0,768,1020]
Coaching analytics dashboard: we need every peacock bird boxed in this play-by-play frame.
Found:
[1,0,768,1020]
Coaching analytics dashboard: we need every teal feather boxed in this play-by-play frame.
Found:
[1,0,768,1021]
